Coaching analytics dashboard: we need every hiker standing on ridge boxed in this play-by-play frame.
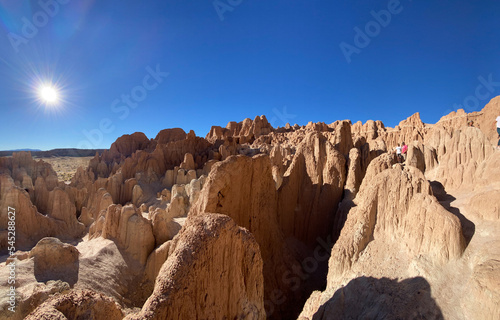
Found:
[402,142,408,162]
[394,144,403,163]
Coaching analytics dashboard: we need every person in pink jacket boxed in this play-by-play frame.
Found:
[401,142,408,161]
[496,115,500,150]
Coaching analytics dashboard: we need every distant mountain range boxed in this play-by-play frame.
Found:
[3,148,42,152]
[0,148,105,157]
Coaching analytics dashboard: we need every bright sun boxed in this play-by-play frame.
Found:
[39,86,58,104]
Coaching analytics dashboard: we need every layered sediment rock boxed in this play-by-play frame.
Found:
[89,204,155,265]
[277,132,346,248]
[190,154,301,318]
[126,213,265,320]
[300,164,466,319]
[26,290,124,320]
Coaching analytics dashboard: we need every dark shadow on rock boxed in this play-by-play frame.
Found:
[430,180,475,244]
[332,198,355,243]
[312,276,444,320]
[30,238,81,287]
[34,259,79,287]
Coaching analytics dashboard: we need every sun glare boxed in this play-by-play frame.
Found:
[39,85,59,104]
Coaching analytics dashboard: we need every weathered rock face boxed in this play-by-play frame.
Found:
[117,134,212,181]
[473,95,500,144]
[47,188,85,234]
[85,129,212,184]
[435,96,500,146]
[26,290,124,320]
[333,152,397,240]
[327,120,353,156]
[89,204,155,265]
[466,152,500,221]
[277,132,346,248]
[206,115,274,143]
[79,188,114,227]
[300,165,466,318]
[0,174,84,252]
[190,155,301,318]
[462,257,500,319]
[330,166,464,282]
[154,128,187,145]
[0,152,57,185]
[126,213,265,320]
[359,152,397,190]
[105,132,151,161]
[151,208,182,247]
[405,141,426,173]
[3,280,70,320]
[144,241,172,284]
[343,148,362,201]
[472,151,500,189]
[351,113,430,161]
[432,127,494,190]
[467,190,500,221]
[28,238,80,286]
[179,152,195,170]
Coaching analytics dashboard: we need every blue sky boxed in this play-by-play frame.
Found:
[0,0,499,150]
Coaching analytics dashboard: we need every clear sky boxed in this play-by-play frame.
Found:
[0,0,499,150]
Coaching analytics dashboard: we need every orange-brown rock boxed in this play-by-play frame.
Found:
[206,115,274,143]
[277,132,346,248]
[190,154,301,318]
[472,150,500,188]
[343,148,362,201]
[154,128,187,145]
[117,134,212,181]
[125,213,265,320]
[89,204,155,265]
[330,166,464,281]
[300,165,466,319]
[0,174,83,252]
[105,132,151,161]
[179,152,195,170]
[432,127,494,190]
[327,120,353,156]
[25,290,124,320]
[28,238,80,285]
[79,188,113,227]
[405,141,426,173]
[0,152,57,184]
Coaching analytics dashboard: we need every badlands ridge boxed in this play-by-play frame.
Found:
[1,96,500,319]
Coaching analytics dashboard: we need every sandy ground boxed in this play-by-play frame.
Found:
[36,157,93,183]
[0,237,147,319]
